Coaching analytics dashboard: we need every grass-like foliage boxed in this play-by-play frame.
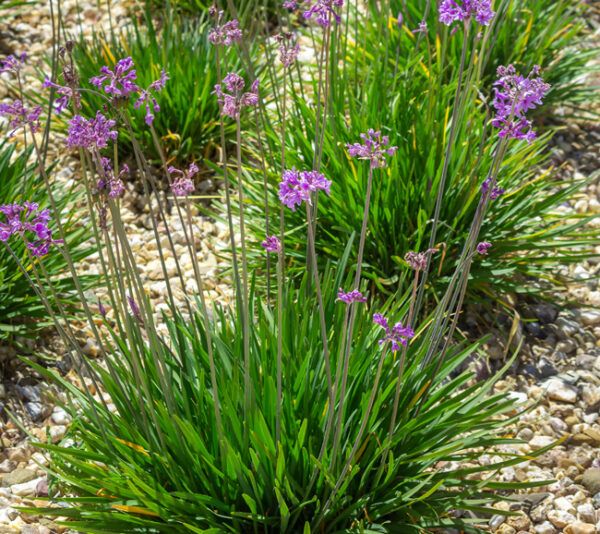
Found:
[2,1,570,532]
[69,9,239,165]
[0,141,92,339]
[29,271,551,533]
[240,0,598,303]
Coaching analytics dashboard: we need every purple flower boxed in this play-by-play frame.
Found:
[208,12,243,46]
[98,299,107,320]
[274,33,300,68]
[127,296,142,321]
[43,76,80,115]
[404,248,438,271]
[97,158,127,199]
[397,12,403,27]
[491,64,550,144]
[476,241,491,255]
[134,69,170,126]
[481,177,504,200]
[261,235,281,253]
[169,162,198,197]
[413,20,428,34]
[283,0,298,9]
[66,112,118,150]
[0,202,62,257]
[0,100,42,136]
[337,288,366,303]
[346,129,398,168]
[213,74,260,118]
[438,0,495,27]
[90,57,140,99]
[0,52,26,74]
[373,312,415,352]
[303,0,343,27]
[278,167,332,211]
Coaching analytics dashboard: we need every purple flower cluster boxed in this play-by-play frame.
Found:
[438,0,495,26]
[42,77,81,115]
[303,0,343,27]
[0,202,62,257]
[0,100,42,136]
[66,112,118,150]
[133,69,170,126]
[274,33,300,69]
[283,0,298,9]
[213,73,260,119]
[491,64,550,144]
[481,176,504,200]
[337,288,366,304]
[208,10,243,46]
[278,167,332,211]
[98,158,128,199]
[404,248,438,271]
[90,57,139,99]
[373,313,415,351]
[261,235,281,253]
[0,52,26,74]
[476,241,491,255]
[346,129,398,168]
[169,162,198,197]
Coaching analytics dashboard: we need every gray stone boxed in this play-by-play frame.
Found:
[582,469,600,495]
[1,468,37,487]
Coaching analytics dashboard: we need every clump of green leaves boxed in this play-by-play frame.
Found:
[239,0,598,305]
[69,9,239,166]
[27,272,552,533]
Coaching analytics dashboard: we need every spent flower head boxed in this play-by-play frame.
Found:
[346,129,398,168]
[0,202,62,257]
[438,0,495,26]
[303,0,343,27]
[404,248,439,271]
[278,167,332,211]
[373,313,415,352]
[337,289,366,304]
[491,64,550,144]
[261,235,281,253]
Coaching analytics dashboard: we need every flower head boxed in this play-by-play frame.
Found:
[283,0,298,9]
[169,162,198,197]
[127,296,142,322]
[413,20,428,34]
[0,99,42,136]
[303,0,344,27]
[438,0,495,26]
[90,57,140,99]
[274,33,300,68]
[0,53,26,74]
[213,74,260,118]
[208,11,243,46]
[0,202,62,257]
[261,235,281,253]
[43,76,80,115]
[133,69,170,125]
[373,312,415,351]
[404,248,438,271]
[66,112,118,150]
[481,176,504,200]
[337,288,366,304]
[278,167,332,211]
[346,129,397,168]
[491,64,550,144]
[476,241,491,255]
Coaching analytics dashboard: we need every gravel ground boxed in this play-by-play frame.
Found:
[0,2,599,534]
